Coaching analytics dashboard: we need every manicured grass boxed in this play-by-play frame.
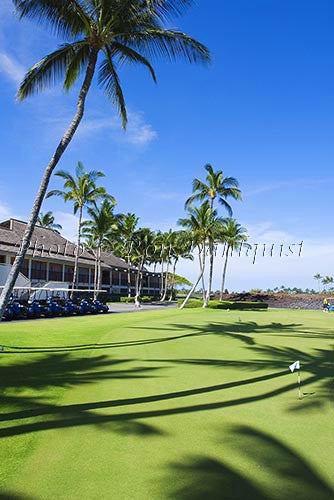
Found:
[0,309,333,499]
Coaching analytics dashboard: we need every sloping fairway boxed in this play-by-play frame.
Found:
[0,309,333,499]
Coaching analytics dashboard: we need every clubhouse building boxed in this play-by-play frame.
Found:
[0,219,161,295]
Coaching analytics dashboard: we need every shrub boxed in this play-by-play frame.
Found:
[120,296,135,303]
[177,299,202,308]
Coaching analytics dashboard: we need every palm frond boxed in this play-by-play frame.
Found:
[99,46,127,128]
[13,0,92,38]
[118,28,210,65]
[112,41,157,83]
[219,198,233,217]
[17,41,88,100]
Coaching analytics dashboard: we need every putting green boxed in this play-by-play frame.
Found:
[0,308,333,499]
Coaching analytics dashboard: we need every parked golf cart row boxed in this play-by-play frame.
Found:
[2,297,109,321]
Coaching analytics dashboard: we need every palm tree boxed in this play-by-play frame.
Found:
[314,273,323,293]
[46,162,112,295]
[118,213,139,297]
[219,219,248,301]
[185,164,242,306]
[132,228,156,306]
[37,211,62,233]
[322,276,334,292]
[178,201,220,309]
[82,200,121,296]
[185,164,242,212]
[160,230,176,301]
[0,0,210,318]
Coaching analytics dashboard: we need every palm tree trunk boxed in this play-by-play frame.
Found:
[126,250,132,297]
[161,256,170,301]
[204,244,214,308]
[179,245,206,309]
[198,248,206,301]
[71,205,83,299]
[135,258,144,307]
[219,247,230,301]
[0,48,99,318]
[160,260,164,298]
[169,259,177,301]
[93,250,98,300]
[97,246,102,295]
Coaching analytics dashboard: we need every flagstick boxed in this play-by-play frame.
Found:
[297,369,302,399]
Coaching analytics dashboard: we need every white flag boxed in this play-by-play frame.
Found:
[289,360,300,373]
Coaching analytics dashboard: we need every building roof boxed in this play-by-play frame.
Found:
[0,219,130,270]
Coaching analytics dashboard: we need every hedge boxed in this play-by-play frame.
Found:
[120,296,159,304]
[177,299,268,310]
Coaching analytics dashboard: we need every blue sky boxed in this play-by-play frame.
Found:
[0,0,334,291]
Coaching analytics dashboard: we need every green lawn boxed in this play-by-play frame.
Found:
[0,308,333,499]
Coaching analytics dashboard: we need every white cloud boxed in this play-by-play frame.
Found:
[53,212,78,242]
[45,110,157,147]
[175,221,332,292]
[0,201,21,222]
[0,51,25,84]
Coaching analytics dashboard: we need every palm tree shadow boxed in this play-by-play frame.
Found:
[166,425,333,500]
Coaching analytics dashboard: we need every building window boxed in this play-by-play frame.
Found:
[49,263,62,281]
[142,275,148,288]
[0,255,5,264]
[78,267,89,283]
[102,271,110,285]
[64,265,74,282]
[112,271,120,286]
[31,260,47,280]
[120,271,128,286]
[150,276,160,288]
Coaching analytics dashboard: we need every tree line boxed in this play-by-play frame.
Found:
[37,162,248,308]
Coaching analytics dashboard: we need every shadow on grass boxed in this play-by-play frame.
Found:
[0,495,37,500]
[166,425,333,500]
[0,321,332,439]
[1,320,309,353]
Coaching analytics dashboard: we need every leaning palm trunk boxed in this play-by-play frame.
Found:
[179,245,206,309]
[219,246,230,301]
[71,205,83,299]
[0,49,98,318]
[204,244,215,308]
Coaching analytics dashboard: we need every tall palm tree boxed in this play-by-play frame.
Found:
[178,201,220,309]
[46,162,112,294]
[132,228,155,306]
[185,164,242,306]
[219,219,248,300]
[185,164,242,212]
[37,211,62,233]
[0,0,210,318]
[82,200,121,296]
